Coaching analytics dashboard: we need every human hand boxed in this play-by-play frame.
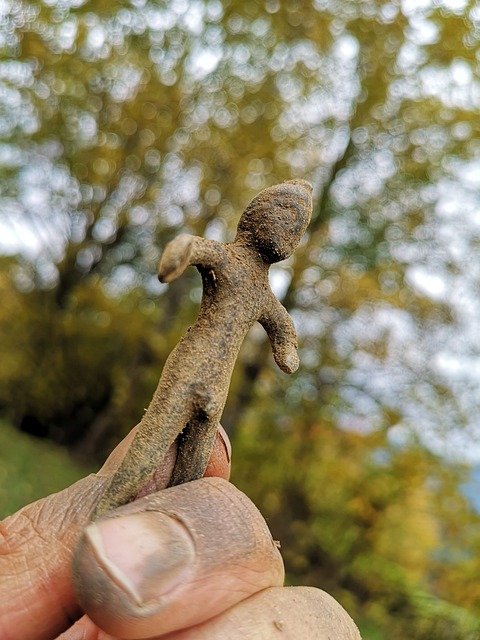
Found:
[0,427,360,640]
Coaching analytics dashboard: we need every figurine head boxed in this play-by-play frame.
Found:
[236,179,313,263]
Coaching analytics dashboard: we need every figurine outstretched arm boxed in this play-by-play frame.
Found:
[158,235,227,283]
[259,292,299,374]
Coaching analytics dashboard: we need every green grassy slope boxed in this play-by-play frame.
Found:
[0,420,93,517]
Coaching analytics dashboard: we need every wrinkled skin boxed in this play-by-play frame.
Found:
[0,427,360,640]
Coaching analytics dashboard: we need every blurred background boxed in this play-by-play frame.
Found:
[1,0,480,637]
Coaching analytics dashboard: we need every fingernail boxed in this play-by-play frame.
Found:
[84,511,195,605]
[218,426,232,463]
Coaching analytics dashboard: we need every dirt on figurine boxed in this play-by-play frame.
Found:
[92,179,313,519]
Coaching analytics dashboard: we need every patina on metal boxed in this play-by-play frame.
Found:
[93,179,313,519]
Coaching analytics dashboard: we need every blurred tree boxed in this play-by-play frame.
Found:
[1,0,480,636]
[1,0,478,448]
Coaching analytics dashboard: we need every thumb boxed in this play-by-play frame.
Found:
[0,429,230,640]
[72,477,284,639]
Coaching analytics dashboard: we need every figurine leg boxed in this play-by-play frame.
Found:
[92,415,180,519]
[169,381,223,486]
[168,412,219,486]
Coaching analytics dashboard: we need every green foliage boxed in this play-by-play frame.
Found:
[232,401,480,639]
[0,419,91,518]
[410,592,480,640]
[0,261,173,453]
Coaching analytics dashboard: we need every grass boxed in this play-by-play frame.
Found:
[0,420,93,517]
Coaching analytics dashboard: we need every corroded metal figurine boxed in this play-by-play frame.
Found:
[93,179,313,518]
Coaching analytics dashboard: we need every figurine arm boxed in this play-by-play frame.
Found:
[158,235,226,283]
[259,293,300,374]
